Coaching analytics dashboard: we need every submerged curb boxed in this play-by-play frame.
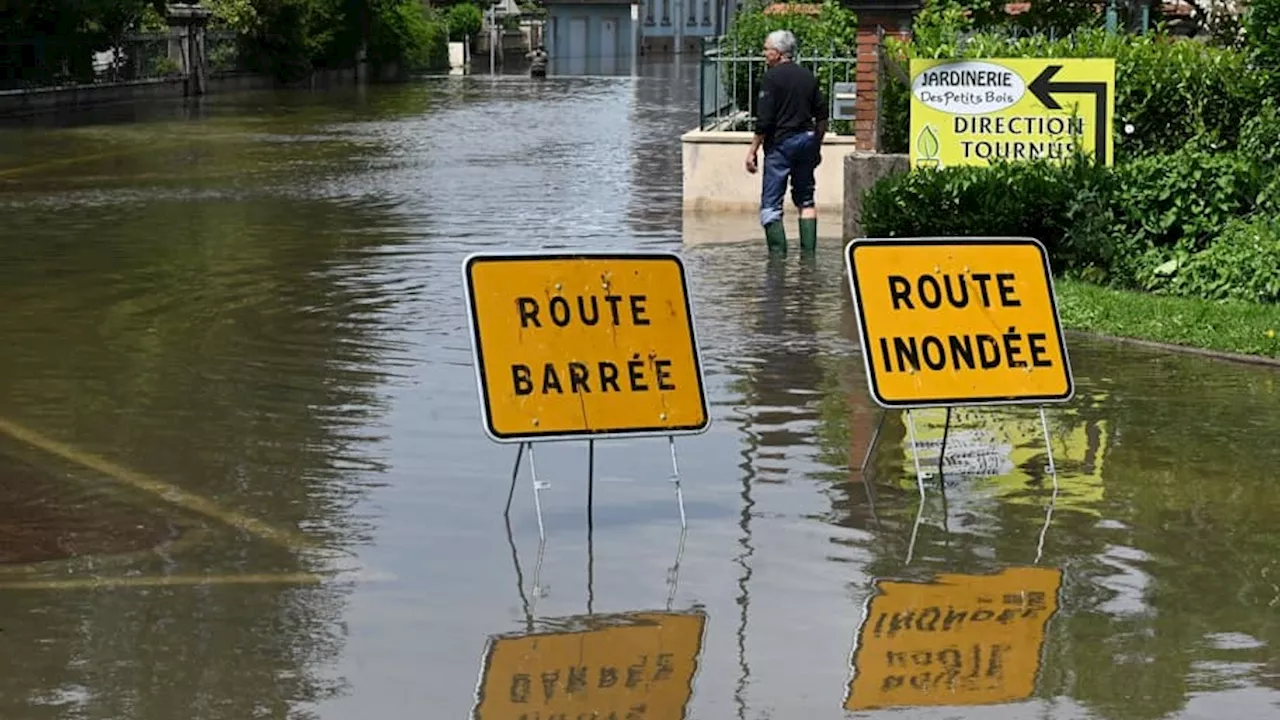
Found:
[1067,330,1280,369]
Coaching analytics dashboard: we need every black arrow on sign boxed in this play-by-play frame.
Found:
[1028,64,1109,166]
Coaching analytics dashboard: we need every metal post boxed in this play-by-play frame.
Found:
[669,436,687,528]
[489,7,497,75]
[529,443,547,540]
[905,410,926,498]
[630,3,639,76]
[1036,463,1059,565]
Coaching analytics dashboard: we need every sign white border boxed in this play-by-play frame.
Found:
[842,236,1075,410]
[462,249,712,444]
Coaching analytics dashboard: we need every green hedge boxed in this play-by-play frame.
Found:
[1165,216,1280,304]
[880,27,1266,159]
[862,145,1280,301]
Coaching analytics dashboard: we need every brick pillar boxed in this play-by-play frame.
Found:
[853,13,912,152]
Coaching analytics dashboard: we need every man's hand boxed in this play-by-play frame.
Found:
[745,150,758,174]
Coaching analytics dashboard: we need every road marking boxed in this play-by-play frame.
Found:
[0,147,143,178]
[0,415,314,550]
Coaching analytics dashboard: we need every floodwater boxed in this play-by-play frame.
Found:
[0,59,1277,720]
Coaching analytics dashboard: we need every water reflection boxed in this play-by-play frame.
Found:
[472,609,707,719]
[846,566,1063,711]
[0,63,1277,720]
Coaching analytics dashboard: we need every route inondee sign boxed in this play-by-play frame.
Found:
[843,237,1074,409]
[463,251,710,442]
[844,567,1063,711]
[909,57,1116,169]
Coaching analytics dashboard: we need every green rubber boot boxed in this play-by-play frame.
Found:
[799,217,818,254]
[764,220,787,256]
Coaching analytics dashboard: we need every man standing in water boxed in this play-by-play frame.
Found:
[527,45,548,78]
[745,29,826,256]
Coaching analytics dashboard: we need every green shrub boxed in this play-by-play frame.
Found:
[1165,216,1280,303]
[1244,0,1280,94]
[880,27,1265,159]
[860,155,1107,269]
[722,0,858,134]
[1109,146,1266,253]
[1239,98,1280,172]
[861,146,1271,291]
[446,3,484,41]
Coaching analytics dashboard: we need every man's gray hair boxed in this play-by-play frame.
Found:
[765,29,797,58]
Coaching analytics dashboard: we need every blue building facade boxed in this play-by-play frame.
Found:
[544,1,638,75]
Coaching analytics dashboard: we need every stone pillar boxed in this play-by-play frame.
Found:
[850,9,914,152]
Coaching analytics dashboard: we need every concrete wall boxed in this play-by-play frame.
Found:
[681,129,860,214]
[841,152,908,240]
[546,3,636,74]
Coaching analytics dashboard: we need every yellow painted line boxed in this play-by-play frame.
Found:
[0,572,326,591]
[0,415,314,550]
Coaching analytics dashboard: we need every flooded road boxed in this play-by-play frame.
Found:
[0,60,1278,720]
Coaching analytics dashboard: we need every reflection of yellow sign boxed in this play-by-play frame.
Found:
[472,611,707,720]
[463,252,710,442]
[901,403,1109,514]
[845,566,1062,711]
[909,58,1116,169]
[843,237,1073,408]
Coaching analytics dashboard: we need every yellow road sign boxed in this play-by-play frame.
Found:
[845,566,1062,711]
[463,252,710,442]
[910,58,1116,169]
[472,610,707,720]
[843,236,1074,409]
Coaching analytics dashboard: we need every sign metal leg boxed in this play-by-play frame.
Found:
[587,440,595,532]
[504,442,526,517]
[1035,464,1059,565]
[858,410,888,474]
[905,410,926,499]
[530,536,547,616]
[669,436,687,529]
[905,490,926,566]
[529,443,547,540]
[1039,405,1056,475]
[666,526,687,611]
[937,407,952,486]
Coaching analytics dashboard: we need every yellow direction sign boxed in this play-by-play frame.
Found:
[844,566,1063,711]
[472,610,708,720]
[843,236,1074,409]
[463,252,710,442]
[909,58,1115,169]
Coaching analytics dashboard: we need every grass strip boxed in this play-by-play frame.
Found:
[1054,278,1280,360]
